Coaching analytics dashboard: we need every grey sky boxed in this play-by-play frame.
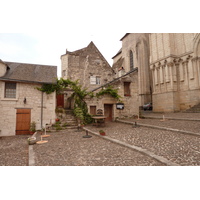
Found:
[0,32,124,77]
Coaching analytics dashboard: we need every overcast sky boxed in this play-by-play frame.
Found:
[0,32,124,77]
[1,0,198,78]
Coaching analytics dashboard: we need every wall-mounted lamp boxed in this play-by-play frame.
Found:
[23,97,26,104]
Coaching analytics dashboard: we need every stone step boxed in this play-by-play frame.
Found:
[184,103,200,113]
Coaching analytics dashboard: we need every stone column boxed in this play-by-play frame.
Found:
[187,57,194,80]
[168,62,174,90]
[165,63,170,83]
[160,64,164,84]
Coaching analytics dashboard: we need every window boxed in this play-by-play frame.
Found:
[124,82,131,96]
[96,76,101,85]
[90,76,101,85]
[130,50,134,70]
[90,106,96,115]
[5,82,16,98]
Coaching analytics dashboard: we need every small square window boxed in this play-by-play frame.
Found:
[90,76,101,85]
[5,82,16,98]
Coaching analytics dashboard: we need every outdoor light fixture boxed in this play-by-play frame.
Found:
[23,97,26,104]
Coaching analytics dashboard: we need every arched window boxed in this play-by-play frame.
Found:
[130,50,134,70]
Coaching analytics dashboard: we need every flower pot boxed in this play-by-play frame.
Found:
[28,137,36,145]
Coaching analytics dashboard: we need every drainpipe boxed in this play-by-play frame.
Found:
[41,91,44,129]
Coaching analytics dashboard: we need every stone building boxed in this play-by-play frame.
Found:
[150,33,200,112]
[61,42,140,120]
[112,33,152,108]
[61,33,200,119]
[113,33,200,112]
[61,42,115,91]
[0,60,57,136]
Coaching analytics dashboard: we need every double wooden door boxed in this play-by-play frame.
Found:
[16,109,31,135]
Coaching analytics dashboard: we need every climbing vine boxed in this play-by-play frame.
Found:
[96,85,122,102]
[37,78,121,124]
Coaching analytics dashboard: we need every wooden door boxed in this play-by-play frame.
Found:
[16,109,31,135]
[57,94,64,108]
[104,104,113,121]
[90,106,96,115]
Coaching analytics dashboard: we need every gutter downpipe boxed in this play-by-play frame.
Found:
[41,91,44,129]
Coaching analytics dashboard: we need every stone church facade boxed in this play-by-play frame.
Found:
[150,33,200,112]
[113,33,200,112]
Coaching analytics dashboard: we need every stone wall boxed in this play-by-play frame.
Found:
[61,42,115,91]
[85,72,139,120]
[0,81,56,136]
[115,33,151,106]
[150,33,200,112]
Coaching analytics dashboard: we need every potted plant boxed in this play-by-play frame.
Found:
[99,130,106,136]
[55,118,60,122]
[30,121,36,134]
[27,136,36,145]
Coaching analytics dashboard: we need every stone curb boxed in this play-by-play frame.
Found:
[83,127,179,166]
[28,145,35,166]
[144,116,200,121]
[116,119,200,137]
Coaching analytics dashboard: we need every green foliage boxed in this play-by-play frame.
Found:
[96,85,122,102]
[30,121,36,132]
[37,78,121,124]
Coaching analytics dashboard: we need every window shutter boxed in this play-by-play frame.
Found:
[90,76,96,84]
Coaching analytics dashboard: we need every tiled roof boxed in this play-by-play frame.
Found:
[0,61,57,84]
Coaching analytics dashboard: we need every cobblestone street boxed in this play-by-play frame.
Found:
[1,112,200,166]
[0,135,28,166]
[33,130,163,166]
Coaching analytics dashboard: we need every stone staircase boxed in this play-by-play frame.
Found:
[53,109,78,130]
[183,103,200,113]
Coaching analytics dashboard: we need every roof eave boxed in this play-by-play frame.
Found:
[120,33,130,41]
[0,77,57,85]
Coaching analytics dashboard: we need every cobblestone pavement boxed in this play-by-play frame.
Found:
[1,112,200,166]
[33,130,164,166]
[0,135,28,166]
[123,118,200,133]
[87,121,200,166]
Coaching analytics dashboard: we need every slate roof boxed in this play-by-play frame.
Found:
[0,61,57,84]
